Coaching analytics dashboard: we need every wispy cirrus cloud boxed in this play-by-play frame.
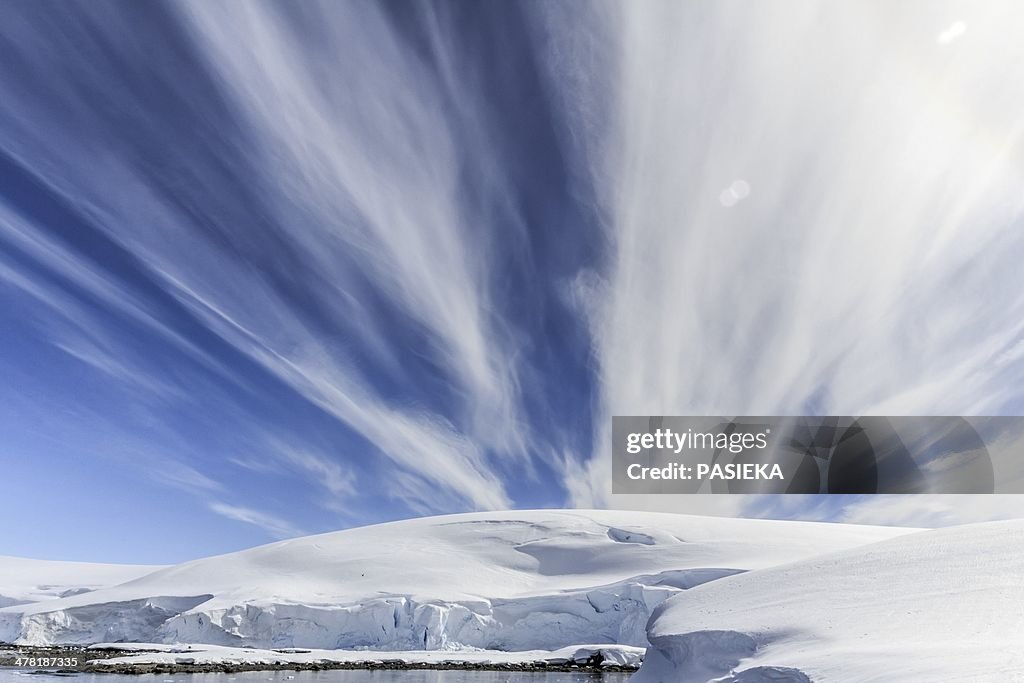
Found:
[208,503,306,540]
[3,0,1024,557]
[0,1,530,519]
[153,460,224,496]
[161,275,512,511]
[176,1,527,455]
[567,2,1024,523]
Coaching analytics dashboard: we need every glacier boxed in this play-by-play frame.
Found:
[0,510,908,651]
[8,510,1018,681]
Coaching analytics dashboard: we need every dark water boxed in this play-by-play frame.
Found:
[0,670,632,683]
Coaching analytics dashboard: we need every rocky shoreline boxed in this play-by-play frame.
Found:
[0,643,639,675]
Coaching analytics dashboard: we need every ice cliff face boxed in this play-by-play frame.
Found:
[0,510,909,650]
[50,574,688,650]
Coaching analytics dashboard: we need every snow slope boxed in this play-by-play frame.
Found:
[0,510,909,649]
[636,520,1024,683]
[0,556,162,609]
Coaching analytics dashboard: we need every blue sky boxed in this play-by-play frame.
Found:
[3,1,1024,564]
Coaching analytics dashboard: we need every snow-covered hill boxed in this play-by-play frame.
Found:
[636,520,1024,682]
[0,510,908,649]
[0,556,162,609]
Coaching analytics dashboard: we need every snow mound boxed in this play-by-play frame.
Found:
[0,510,909,650]
[0,556,162,608]
[637,520,1024,682]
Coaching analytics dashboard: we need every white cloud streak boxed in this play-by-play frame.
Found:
[176,1,526,458]
[4,1,1024,529]
[208,502,305,539]
[153,460,224,496]
[160,273,511,511]
[0,199,247,397]
[0,2,529,516]
[278,449,354,497]
[571,1,1024,522]
[839,495,1023,527]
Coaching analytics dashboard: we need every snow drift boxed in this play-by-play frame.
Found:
[0,510,907,649]
[637,520,1024,682]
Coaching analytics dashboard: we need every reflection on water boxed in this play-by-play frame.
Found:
[0,669,633,683]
